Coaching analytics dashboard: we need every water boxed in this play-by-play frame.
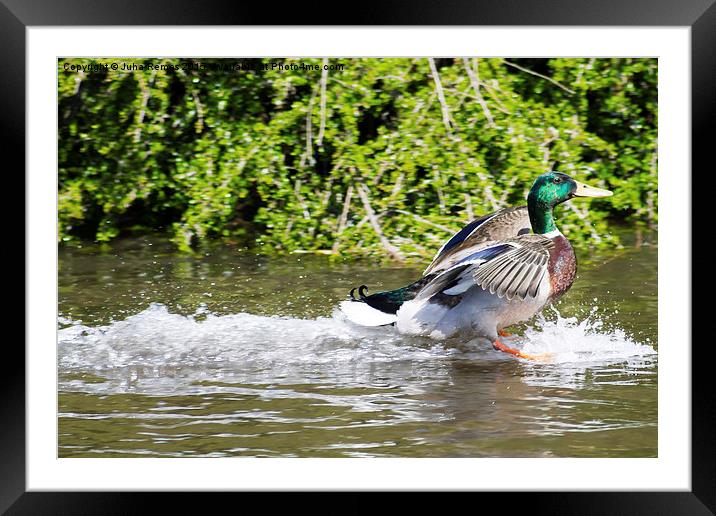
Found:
[58,231,657,457]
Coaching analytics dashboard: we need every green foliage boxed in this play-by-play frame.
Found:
[58,57,657,260]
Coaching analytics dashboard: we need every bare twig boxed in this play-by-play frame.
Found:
[174,66,204,136]
[415,91,437,125]
[372,162,388,185]
[393,209,455,233]
[432,166,446,214]
[462,58,495,128]
[321,189,332,210]
[389,172,404,199]
[337,185,354,232]
[575,57,596,86]
[391,236,428,256]
[291,249,334,255]
[357,183,404,262]
[478,81,512,114]
[328,76,371,94]
[503,59,575,95]
[427,58,454,134]
[73,70,85,95]
[300,85,319,168]
[541,127,559,168]
[316,177,334,211]
[473,165,500,212]
[462,188,475,219]
[499,175,519,205]
[356,210,387,229]
[191,88,205,134]
[219,146,259,191]
[455,148,478,218]
[332,184,353,253]
[455,89,511,114]
[133,69,158,142]
[283,216,295,239]
[355,215,368,228]
[411,98,425,114]
[294,179,311,220]
[646,150,657,228]
[317,58,329,147]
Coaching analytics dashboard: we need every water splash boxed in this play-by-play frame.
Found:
[58,302,656,394]
[519,305,656,364]
[514,306,657,389]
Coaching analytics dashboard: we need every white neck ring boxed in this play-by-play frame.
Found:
[541,228,563,239]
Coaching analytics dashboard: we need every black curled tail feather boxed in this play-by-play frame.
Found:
[347,275,436,314]
[349,285,369,301]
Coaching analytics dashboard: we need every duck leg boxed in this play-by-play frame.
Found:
[498,329,512,337]
[492,338,539,361]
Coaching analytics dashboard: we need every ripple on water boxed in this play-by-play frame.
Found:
[57,303,658,458]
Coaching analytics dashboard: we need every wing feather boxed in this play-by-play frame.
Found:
[492,261,522,296]
[528,268,547,298]
[413,233,554,303]
[514,262,539,299]
[425,206,531,275]
[505,262,532,300]
[477,258,514,291]
[415,242,513,300]
[472,235,555,300]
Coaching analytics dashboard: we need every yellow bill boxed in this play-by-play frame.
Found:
[573,180,612,198]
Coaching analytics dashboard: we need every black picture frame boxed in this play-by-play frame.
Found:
[6,0,709,512]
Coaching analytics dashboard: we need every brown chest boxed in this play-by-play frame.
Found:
[548,235,577,299]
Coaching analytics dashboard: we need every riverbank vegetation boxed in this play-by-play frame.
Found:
[58,57,657,261]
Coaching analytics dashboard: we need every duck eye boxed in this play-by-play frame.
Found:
[553,177,563,184]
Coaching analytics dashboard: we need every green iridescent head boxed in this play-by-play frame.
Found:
[527,172,612,235]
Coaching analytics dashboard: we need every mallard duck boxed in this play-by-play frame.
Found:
[340,172,612,359]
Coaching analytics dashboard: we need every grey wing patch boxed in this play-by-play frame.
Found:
[472,235,554,300]
[425,206,531,275]
[472,206,531,242]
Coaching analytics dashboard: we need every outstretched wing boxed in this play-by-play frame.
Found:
[418,234,554,302]
[425,206,531,275]
[472,234,554,300]
[415,243,513,300]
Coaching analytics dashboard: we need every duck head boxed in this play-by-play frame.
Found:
[527,172,612,235]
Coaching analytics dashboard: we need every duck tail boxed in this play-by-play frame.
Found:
[339,276,435,327]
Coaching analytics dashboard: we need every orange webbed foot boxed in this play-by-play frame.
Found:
[492,338,553,362]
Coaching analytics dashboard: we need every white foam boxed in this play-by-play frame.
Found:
[512,306,657,389]
[58,303,656,394]
[519,306,656,364]
[58,303,447,392]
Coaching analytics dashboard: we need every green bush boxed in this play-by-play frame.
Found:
[58,57,657,261]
